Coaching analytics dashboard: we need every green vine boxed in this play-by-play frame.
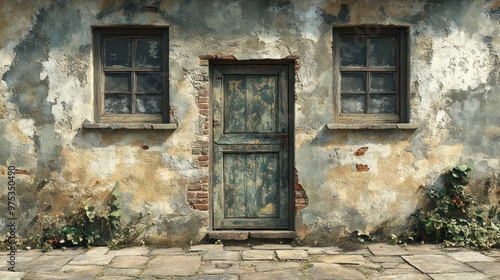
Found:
[407,165,500,249]
[30,181,122,251]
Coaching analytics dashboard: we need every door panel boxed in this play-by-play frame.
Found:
[212,63,292,230]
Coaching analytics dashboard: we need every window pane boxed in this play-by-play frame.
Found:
[137,73,162,93]
[105,73,131,92]
[341,73,365,92]
[136,39,161,67]
[371,73,395,92]
[369,37,395,67]
[341,95,365,113]
[104,94,131,113]
[340,37,366,66]
[370,94,396,113]
[137,95,161,114]
[105,38,131,67]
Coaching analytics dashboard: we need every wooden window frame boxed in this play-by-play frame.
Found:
[333,25,409,124]
[93,27,169,123]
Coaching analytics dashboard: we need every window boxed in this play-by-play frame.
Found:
[333,26,408,124]
[93,27,169,123]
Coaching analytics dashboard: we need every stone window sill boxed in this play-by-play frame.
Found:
[82,120,177,130]
[326,123,418,130]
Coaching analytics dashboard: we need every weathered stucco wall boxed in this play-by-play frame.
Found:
[0,0,499,245]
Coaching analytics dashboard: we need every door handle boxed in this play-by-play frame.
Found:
[263,133,289,139]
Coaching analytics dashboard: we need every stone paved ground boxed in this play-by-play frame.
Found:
[1,243,499,279]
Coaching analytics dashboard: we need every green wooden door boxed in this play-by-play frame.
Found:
[212,63,293,229]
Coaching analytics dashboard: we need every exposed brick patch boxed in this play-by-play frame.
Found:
[188,176,209,211]
[294,168,308,211]
[355,146,369,156]
[356,164,370,172]
[15,169,28,175]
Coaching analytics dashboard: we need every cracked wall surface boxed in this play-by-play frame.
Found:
[0,0,499,245]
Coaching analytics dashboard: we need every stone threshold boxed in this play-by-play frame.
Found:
[208,231,296,240]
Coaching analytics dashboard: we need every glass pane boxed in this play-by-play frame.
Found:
[341,95,365,113]
[369,37,395,67]
[137,73,162,93]
[340,37,366,66]
[371,73,395,92]
[136,39,161,67]
[105,38,131,67]
[370,94,396,113]
[137,95,161,114]
[105,73,131,92]
[104,94,131,113]
[341,73,365,92]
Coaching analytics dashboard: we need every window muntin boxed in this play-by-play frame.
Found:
[93,27,169,123]
[333,26,408,124]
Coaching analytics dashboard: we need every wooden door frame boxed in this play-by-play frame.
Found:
[208,59,296,231]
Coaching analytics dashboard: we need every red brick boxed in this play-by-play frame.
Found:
[198,97,209,103]
[187,192,197,198]
[295,198,307,204]
[197,192,209,198]
[193,204,209,211]
[202,185,209,191]
[199,161,209,167]
[202,129,209,135]
[197,103,209,109]
[15,169,28,175]
[188,183,202,191]
[198,155,209,161]
[202,176,209,183]
[356,164,370,172]
[199,59,209,66]
[200,109,209,116]
[199,89,209,96]
[192,148,203,155]
[295,191,304,198]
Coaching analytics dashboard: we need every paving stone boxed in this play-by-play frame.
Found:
[242,250,275,260]
[383,268,421,274]
[468,261,500,276]
[102,267,143,276]
[372,274,431,280]
[247,260,303,272]
[240,269,304,280]
[405,245,445,255]
[0,271,25,280]
[276,249,308,260]
[44,248,86,256]
[95,277,138,280]
[308,262,367,279]
[311,254,365,265]
[189,244,224,252]
[224,245,251,251]
[142,255,201,276]
[368,244,411,256]
[23,272,94,280]
[342,249,372,255]
[201,264,227,274]
[58,265,103,278]
[402,254,475,274]
[428,272,489,280]
[224,261,256,274]
[252,244,294,250]
[106,246,149,256]
[381,262,403,269]
[150,247,186,255]
[68,253,114,265]
[323,246,343,255]
[18,255,72,271]
[202,250,241,261]
[370,256,405,263]
[110,255,149,268]
[84,246,110,255]
[447,251,496,262]
[178,275,239,280]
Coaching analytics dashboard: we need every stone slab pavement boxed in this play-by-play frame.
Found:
[1,243,499,279]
